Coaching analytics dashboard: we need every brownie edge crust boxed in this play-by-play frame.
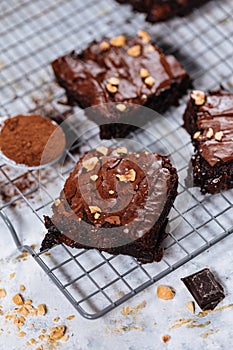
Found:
[41,147,178,263]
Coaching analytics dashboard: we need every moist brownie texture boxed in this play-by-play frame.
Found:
[116,0,210,22]
[41,147,178,263]
[52,31,191,139]
[183,89,233,194]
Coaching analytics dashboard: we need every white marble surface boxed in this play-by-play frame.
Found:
[0,226,232,350]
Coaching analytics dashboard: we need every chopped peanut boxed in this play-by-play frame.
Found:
[206,127,214,139]
[96,146,108,155]
[157,285,175,300]
[193,131,201,139]
[127,45,141,57]
[37,304,46,316]
[185,301,195,314]
[137,30,151,43]
[82,157,99,171]
[12,294,24,306]
[0,289,6,298]
[191,90,205,105]
[110,35,126,47]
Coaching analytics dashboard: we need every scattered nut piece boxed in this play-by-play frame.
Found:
[60,335,69,342]
[90,175,99,182]
[116,103,127,112]
[96,146,108,156]
[157,285,175,300]
[49,326,66,341]
[116,147,127,154]
[66,315,75,320]
[106,83,118,94]
[82,157,99,171]
[144,44,155,53]
[54,199,61,207]
[37,304,46,316]
[0,289,6,298]
[12,294,24,306]
[14,316,25,327]
[191,90,205,105]
[30,338,37,344]
[18,306,29,316]
[162,335,171,343]
[25,299,32,305]
[19,285,26,291]
[137,30,151,43]
[94,213,100,220]
[116,169,136,182]
[105,216,121,225]
[206,127,214,139]
[193,131,201,139]
[215,131,223,141]
[127,45,141,57]
[108,77,119,86]
[141,94,147,101]
[109,190,115,195]
[140,68,150,78]
[89,206,102,214]
[110,35,126,47]
[100,41,110,51]
[54,317,60,322]
[18,331,26,338]
[145,76,155,87]
[185,301,195,314]
[10,273,15,279]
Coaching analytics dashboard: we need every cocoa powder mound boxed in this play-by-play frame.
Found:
[0,115,66,167]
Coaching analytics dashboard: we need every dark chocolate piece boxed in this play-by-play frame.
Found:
[52,32,191,139]
[116,0,210,23]
[183,89,233,194]
[181,268,225,311]
[40,147,178,263]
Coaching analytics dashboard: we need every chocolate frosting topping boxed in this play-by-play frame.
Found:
[52,33,188,114]
[192,93,233,166]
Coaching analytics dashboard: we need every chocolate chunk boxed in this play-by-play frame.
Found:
[181,268,225,311]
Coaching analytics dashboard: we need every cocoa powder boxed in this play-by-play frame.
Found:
[0,115,66,167]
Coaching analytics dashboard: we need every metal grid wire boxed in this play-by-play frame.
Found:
[1,0,233,319]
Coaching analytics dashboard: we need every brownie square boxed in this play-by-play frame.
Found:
[116,0,210,23]
[183,89,233,194]
[40,147,178,263]
[52,31,191,139]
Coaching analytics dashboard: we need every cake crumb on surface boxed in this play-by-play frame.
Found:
[162,335,171,343]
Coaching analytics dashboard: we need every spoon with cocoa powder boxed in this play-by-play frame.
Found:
[0,114,66,170]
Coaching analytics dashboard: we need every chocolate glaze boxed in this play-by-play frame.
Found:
[52,33,191,138]
[116,0,210,23]
[183,90,233,194]
[40,147,178,263]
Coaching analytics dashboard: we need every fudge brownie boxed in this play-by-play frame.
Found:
[52,31,191,139]
[116,0,210,23]
[183,89,233,194]
[40,147,178,263]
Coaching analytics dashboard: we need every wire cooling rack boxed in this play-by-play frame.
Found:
[1,0,233,319]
